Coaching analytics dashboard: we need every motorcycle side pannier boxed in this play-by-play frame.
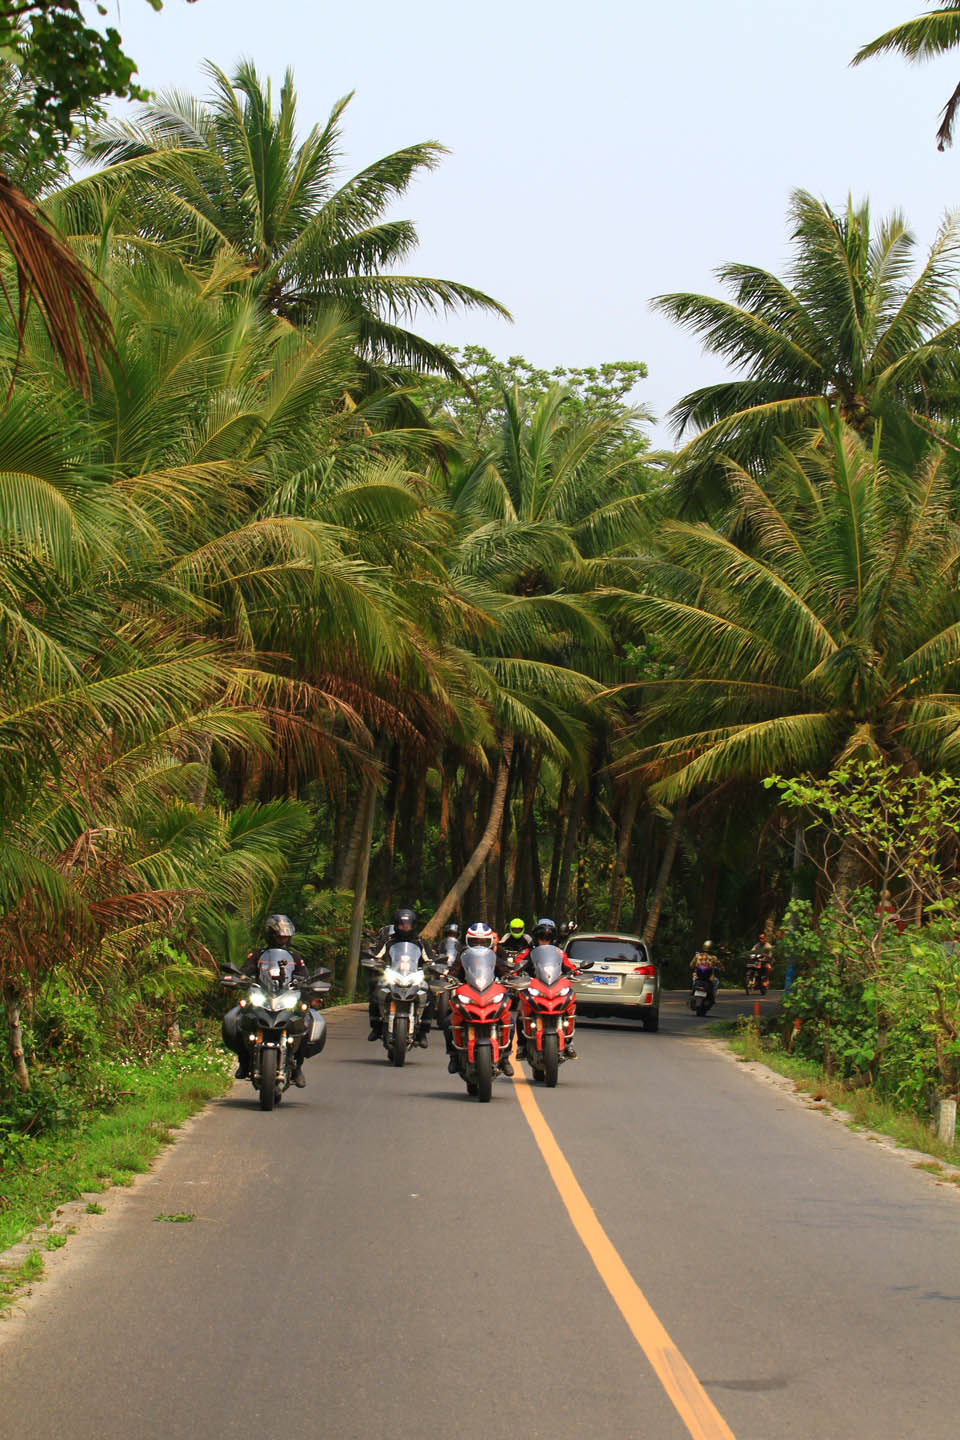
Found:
[303,1010,327,1057]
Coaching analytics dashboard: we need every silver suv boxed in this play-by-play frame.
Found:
[567,932,661,1032]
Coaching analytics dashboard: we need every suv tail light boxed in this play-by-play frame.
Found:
[633,964,657,977]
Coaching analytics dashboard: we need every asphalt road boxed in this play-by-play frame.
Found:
[3,989,960,1439]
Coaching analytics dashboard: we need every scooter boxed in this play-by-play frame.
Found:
[515,944,592,1086]
[221,952,330,1110]
[690,962,716,1017]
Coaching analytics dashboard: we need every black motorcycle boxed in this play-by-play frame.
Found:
[429,935,460,1027]
[362,938,431,1066]
[222,950,330,1110]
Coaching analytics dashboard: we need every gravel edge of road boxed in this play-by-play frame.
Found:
[709,1036,960,1199]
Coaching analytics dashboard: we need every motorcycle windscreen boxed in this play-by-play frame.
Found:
[387,939,421,974]
[531,944,563,984]
[259,947,296,985]
[461,946,497,990]
[441,938,460,959]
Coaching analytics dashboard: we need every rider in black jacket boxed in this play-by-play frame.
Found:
[223,914,312,1086]
[367,907,433,1046]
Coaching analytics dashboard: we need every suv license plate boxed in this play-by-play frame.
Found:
[591,975,620,986]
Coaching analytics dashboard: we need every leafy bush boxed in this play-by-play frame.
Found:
[781,895,960,1111]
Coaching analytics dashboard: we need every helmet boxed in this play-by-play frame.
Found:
[532,917,557,945]
[508,917,525,938]
[466,921,494,947]
[702,940,714,951]
[392,907,418,937]
[264,913,295,942]
[443,922,459,938]
[560,920,578,938]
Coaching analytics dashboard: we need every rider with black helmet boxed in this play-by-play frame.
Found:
[513,917,582,1060]
[223,914,312,1086]
[367,907,433,1046]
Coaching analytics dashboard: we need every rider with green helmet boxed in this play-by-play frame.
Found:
[499,917,531,963]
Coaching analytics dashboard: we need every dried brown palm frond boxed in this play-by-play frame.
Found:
[0,170,114,392]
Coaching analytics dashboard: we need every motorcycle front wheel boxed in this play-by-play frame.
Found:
[475,1046,493,1102]
[391,1015,408,1067]
[259,1048,277,1111]
[543,1031,559,1087]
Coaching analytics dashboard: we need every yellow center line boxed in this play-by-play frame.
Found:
[509,1060,735,1440]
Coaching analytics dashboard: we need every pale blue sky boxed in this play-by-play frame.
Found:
[95,0,959,443]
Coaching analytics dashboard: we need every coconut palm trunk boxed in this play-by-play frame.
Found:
[344,776,378,999]
[2,979,29,1091]
[555,782,586,921]
[642,800,687,946]
[422,737,514,943]
[607,780,642,930]
[546,773,570,912]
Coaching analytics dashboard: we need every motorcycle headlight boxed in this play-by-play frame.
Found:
[247,986,267,1006]
[493,991,504,1003]
[276,988,299,1009]
[527,986,541,998]
[382,967,403,985]
[558,985,571,996]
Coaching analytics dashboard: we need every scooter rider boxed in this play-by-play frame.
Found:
[442,920,516,1077]
[367,907,433,1047]
[223,914,312,1087]
[514,917,581,1060]
[691,939,720,1007]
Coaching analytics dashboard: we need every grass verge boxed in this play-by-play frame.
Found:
[0,1045,232,1257]
[721,1016,960,1170]
[0,1251,43,1317]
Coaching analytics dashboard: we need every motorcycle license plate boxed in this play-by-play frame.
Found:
[694,988,707,998]
[591,975,620,987]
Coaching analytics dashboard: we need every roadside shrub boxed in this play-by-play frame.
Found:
[781,895,960,1112]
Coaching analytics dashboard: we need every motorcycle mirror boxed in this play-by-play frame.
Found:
[221,961,241,975]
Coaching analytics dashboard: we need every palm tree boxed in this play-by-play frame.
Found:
[615,410,960,801]
[853,4,960,149]
[69,60,508,377]
[652,190,960,511]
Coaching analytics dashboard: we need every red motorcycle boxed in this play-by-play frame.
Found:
[446,945,516,1102]
[516,944,592,1087]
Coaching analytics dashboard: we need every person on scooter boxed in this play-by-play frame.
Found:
[223,914,312,1087]
[690,939,720,1008]
[367,907,433,1046]
[442,920,516,1076]
[514,917,581,1060]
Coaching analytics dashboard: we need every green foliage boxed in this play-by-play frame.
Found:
[853,3,960,149]
[418,346,651,448]
[782,896,960,1110]
[621,412,960,801]
[0,1,162,161]
[769,761,960,904]
[654,191,960,511]
[76,62,506,376]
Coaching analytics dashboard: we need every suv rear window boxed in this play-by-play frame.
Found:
[567,939,647,966]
